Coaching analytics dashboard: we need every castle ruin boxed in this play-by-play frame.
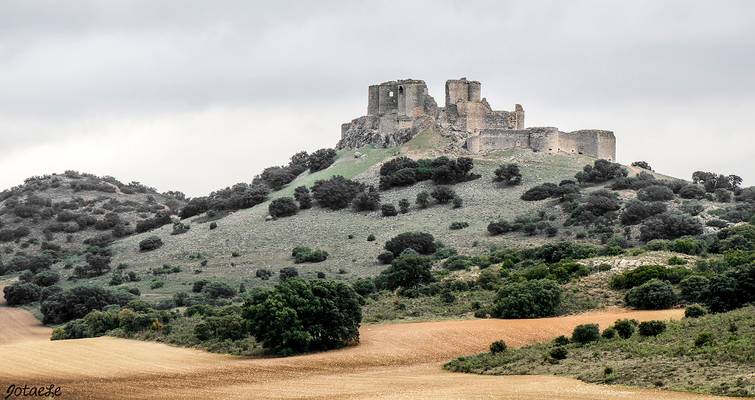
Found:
[338,78,616,161]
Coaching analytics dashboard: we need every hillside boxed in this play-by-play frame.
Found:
[0,172,185,274]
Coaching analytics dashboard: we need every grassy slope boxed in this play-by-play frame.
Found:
[445,306,755,397]
[50,142,599,301]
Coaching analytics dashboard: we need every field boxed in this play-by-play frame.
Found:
[1,288,729,400]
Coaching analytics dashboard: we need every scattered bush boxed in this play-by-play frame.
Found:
[601,327,617,339]
[312,176,364,210]
[639,213,703,242]
[679,275,710,303]
[494,164,522,185]
[201,281,236,299]
[41,286,133,324]
[490,340,507,354]
[684,304,707,318]
[279,267,299,281]
[255,269,272,280]
[625,279,677,309]
[571,324,600,345]
[638,320,667,336]
[384,232,436,256]
[3,282,41,305]
[374,251,434,290]
[613,319,637,339]
[307,148,338,172]
[377,251,394,265]
[291,246,329,263]
[452,196,463,209]
[521,183,558,201]
[294,186,312,209]
[398,198,410,213]
[549,346,568,360]
[269,197,299,218]
[575,159,628,183]
[352,188,381,211]
[492,279,561,318]
[679,184,706,199]
[637,185,675,201]
[694,332,714,347]
[631,161,653,171]
[431,186,456,204]
[449,222,469,230]
[415,191,430,208]
[381,204,398,217]
[139,236,163,252]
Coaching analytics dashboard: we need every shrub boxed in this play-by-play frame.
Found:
[637,185,674,201]
[492,279,561,318]
[380,157,419,177]
[269,197,299,218]
[258,166,297,190]
[521,183,558,201]
[243,278,362,355]
[639,213,703,242]
[41,286,132,324]
[610,265,690,289]
[694,332,714,347]
[431,186,456,204]
[379,168,418,190]
[29,270,60,287]
[429,156,478,184]
[549,346,568,360]
[312,176,364,210]
[384,232,436,256]
[381,204,398,217]
[352,188,381,211]
[209,222,218,230]
[139,236,163,252]
[449,222,469,230]
[279,267,299,281]
[74,253,113,278]
[398,198,410,213]
[571,324,600,345]
[631,161,653,171]
[625,279,677,309]
[367,234,376,241]
[201,281,236,299]
[554,335,570,346]
[307,148,337,172]
[494,164,522,185]
[255,269,272,280]
[171,222,190,235]
[684,304,707,318]
[377,251,394,265]
[374,251,434,290]
[3,282,42,305]
[352,278,376,297]
[489,340,507,354]
[291,246,328,263]
[415,191,430,208]
[613,319,637,339]
[679,184,706,199]
[601,327,616,339]
[638,320,667,336]
[294,186,312,209]
[575,159,628,183]
[667,256,687,265]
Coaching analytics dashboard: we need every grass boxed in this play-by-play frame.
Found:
[445,306,755,397]
[46,148,596,301]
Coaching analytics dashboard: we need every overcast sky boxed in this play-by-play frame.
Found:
[1,0,753,196]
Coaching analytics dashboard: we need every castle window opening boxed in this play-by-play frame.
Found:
[389,91,394,97]
[398,86,404,94]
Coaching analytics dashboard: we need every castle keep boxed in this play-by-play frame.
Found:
[338,78,616,161]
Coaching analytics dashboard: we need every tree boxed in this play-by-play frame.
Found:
[243,279,362,355]
[492,279,562,318]
[679,275,710,303]
[311,176,364,210]
[269,197,299,218]
[384,232,436,256]
[259,166,297,190]
[415,191,430,208]
[307,148,338,172]
[679,184,706,199]
[3,282,41,305]
[637,185,674,201]
[625,279,677,309]
[494,164,522,185]
[288,151,309,175]
[374,251,434,290]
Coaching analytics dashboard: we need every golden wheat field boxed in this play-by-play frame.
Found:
[0,287,729,400]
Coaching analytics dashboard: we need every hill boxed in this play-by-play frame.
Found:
[0,171,185,276]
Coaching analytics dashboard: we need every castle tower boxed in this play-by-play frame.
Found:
[445,78,482,107]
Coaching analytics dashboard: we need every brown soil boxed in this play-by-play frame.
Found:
[0,304,727,399]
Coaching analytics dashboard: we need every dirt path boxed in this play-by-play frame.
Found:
[0,305,726,399]
[0,284,52,345]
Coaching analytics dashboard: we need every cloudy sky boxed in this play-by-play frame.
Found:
[1,0,753,196]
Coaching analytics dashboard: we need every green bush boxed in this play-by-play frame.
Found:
[294,186,312,209]
[601,327,616,339]
[201,281,236,299]
[374,251,434,290]
[41,286,133,324]
[571,324,600,344]
[449,222,469,230]
[553,335,570,346]
[311,176,364,210]
[637,185,674,201]
[694,332,714,347]
[679,275,710,303]
[494,164,522,185]
[490,340,507,354]
[415,191,430,208]
[243,278,361,355]
[549,346,568,360]
[352,188,381,211]
[139,236,163,252]
[384,232,436,256]
[684,304,707,318]
[613,319,637,339]
[638,320,667,336]
[291,246,328,263]
[610,265,690,289]
[625,279,677,309]
[398,198,410,213]
[639,213,703,242]
[2,282,41,305]
[431,186,456,204]
[492,279,562,318]
[307,148,337,172]
[269,197,299,218]
[381,204,398,217]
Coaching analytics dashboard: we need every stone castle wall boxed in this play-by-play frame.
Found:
[339,77,616,161]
